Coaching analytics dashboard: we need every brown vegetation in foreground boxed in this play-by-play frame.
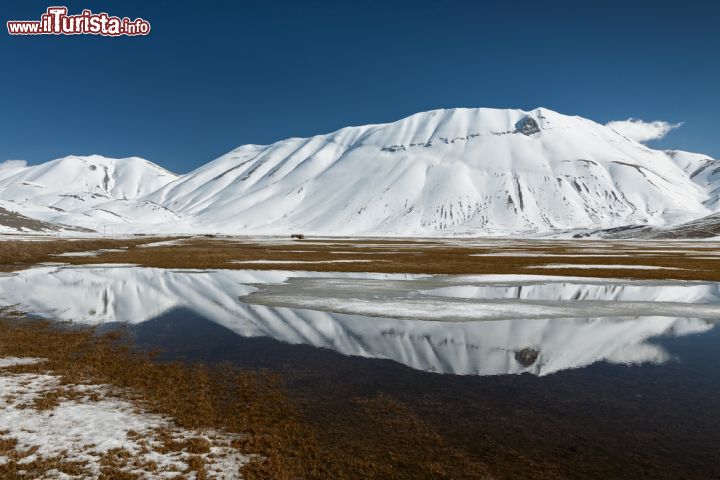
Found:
[0,312,330,479]
[0,313,493,479]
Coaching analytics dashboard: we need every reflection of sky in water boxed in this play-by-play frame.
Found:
[1,265,717,376]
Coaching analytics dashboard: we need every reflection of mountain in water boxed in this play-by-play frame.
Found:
[0,266,715,376]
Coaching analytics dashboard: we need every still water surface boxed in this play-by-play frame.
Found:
[1,265,719,478]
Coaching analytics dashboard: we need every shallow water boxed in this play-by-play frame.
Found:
[2,265,719,478]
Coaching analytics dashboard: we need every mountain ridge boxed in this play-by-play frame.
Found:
[1,107,718,236]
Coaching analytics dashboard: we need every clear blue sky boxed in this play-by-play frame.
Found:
[1,0,718,173]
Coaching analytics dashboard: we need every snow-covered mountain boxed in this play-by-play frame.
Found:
[665,149,720,210]
[146,107,718,235]
[0,155,178,232]
[2,107,718,236]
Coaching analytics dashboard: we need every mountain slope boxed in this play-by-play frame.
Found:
[2,108,718,237]
[665,149,720,210]
[0,155,178,231]
[0,207,92,234]
[147,107,714,235]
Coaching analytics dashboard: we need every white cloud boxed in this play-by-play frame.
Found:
[606,118,684,143]
[0,159,27,170]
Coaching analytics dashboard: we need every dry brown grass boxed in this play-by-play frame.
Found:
[319,394,491,479]
[0,433,92,479]
[4,235,720,281]
[0,236,175,272]
[0,312,494,479]
[33,236,720,281]
[0,312,337,479]
[21,385,103,411]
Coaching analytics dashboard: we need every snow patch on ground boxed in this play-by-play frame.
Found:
[329,251,401,255]
[228,259,379,264]
[51,247,128,258]
[0,357,44,368]
[137,239,187,248]
[527,264,684,270]
[469,253,633,258]
[0,357,251,479]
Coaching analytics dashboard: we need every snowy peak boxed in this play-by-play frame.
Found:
[0,155,178,232]
[2,107,718,236]
[335,107,552,151]
[144,107,713,235]
[0,155,177,200]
